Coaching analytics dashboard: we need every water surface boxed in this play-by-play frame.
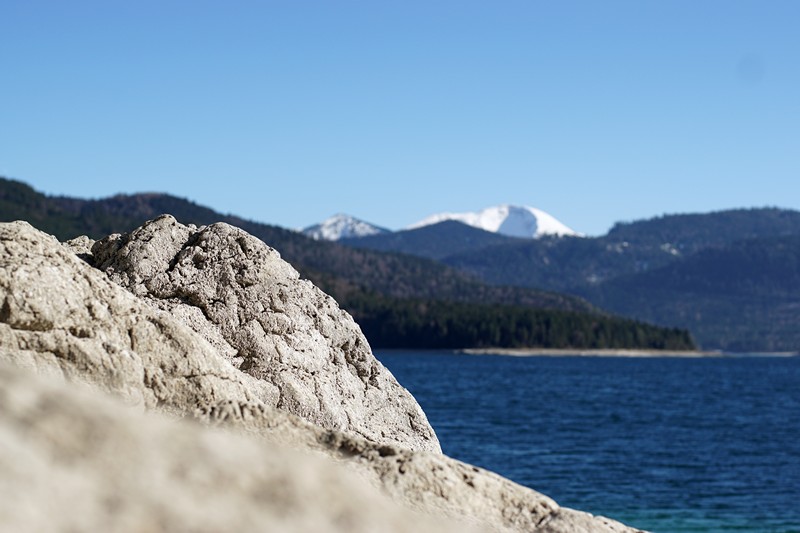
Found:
[376,351,800,533]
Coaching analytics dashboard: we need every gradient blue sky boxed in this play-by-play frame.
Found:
[1,1,798,235]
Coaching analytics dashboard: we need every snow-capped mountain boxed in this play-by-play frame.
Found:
[408,205,579,239]
[302,214,390,241]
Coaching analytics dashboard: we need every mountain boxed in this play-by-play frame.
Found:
[408,204,579,239]
[0,176,694,350]
[441,208,800,291]
[0,177,587,313]
[341,220,522,260]
[336,204,800,350]
[302,213,389,241]
[441,209,800,351]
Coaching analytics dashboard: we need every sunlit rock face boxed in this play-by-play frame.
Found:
[91,215,440,453]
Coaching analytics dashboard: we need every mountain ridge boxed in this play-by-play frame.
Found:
[341,220,523,260]
[0,176,694,350]
[332,202,800,350]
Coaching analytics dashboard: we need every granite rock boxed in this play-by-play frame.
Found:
[0,220,278,415]
[91,215,439,453]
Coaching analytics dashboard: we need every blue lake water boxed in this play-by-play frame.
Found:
[375,351,800,533]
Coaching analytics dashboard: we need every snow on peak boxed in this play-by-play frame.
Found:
[407,205,579,239]
[302,213,389,241]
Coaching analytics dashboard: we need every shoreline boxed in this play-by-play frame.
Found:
[456,348,799,358]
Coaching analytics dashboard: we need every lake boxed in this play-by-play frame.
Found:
[375,351,800,533]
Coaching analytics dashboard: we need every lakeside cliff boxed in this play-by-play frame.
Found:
[0,216,642,532]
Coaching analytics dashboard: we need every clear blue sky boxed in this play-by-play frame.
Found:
[1,1,798,236]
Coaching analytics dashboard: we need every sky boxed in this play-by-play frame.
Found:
[1,1,798,236]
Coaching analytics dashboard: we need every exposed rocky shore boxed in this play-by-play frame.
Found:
[0,216,643,532]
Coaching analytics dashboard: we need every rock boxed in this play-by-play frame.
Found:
[62,234,95,260]
[91,215,439,453]
[0,219,643,532]
[0,220,277,415]
[0,362,461,533]
[537,509,640,533]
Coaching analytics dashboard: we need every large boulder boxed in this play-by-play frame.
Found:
[91,215,439,452]
[0,219,642,533]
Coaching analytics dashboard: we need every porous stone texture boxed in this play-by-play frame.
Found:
[0,220,277,415]
[91,215,439,453]
[0,219,643,533]
[62,234,95,259]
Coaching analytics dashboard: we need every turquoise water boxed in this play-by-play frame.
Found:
[375,351,800,533]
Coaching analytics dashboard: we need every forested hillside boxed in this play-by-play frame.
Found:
[341,220,521,260]
[605,209,800,253]
[577,235,800,351]
[346,291,695,350]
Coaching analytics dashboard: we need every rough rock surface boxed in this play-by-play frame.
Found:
[0,219,643,533]
[0,220,277,415]
[91,215,439,453]
[0,363,460,533]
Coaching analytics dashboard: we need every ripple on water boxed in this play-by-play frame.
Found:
[376,351,800,533]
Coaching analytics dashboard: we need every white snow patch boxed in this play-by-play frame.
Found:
[660,243,681,256]
[302,214,389,241]
[407,205,579,239]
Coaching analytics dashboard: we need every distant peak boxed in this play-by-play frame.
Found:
[408,204,579,239]
[302,214,389,241]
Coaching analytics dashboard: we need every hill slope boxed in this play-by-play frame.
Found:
[577,235,800,351]
[341,220,522,260]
